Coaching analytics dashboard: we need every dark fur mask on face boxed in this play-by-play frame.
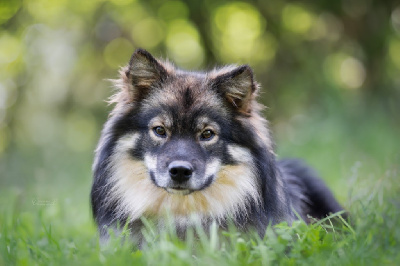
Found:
[91,49,346,245]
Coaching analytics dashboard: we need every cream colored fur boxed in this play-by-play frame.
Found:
[106,135,260,225]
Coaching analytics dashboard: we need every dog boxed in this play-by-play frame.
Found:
[91,49,345,244]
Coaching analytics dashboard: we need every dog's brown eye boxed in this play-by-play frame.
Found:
[200,129,214,141]
[153,126,167,137]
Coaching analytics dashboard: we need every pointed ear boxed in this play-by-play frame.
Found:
[127,48,167,89]
[212,65,257,114]
[113,49,168,104]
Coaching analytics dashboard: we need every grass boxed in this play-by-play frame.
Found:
[1,106,399,265]
[1,176,399,265]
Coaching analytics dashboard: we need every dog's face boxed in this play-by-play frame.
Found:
[98,49,272,221]
[135,67,244,196]
[144,109,223,195]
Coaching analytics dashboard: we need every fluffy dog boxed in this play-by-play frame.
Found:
[91,49,345,244]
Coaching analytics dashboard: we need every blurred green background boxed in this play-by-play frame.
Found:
[0,0,399,228]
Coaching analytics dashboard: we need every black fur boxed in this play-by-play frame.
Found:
[279,159,346,221]
[91,49,346,243]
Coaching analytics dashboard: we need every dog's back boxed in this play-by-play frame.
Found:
[279,159,345,222]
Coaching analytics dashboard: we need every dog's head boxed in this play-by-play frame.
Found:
[95,49,273,220]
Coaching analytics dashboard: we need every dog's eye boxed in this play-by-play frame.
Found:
[153,126,167,138]
[200,129,214,141]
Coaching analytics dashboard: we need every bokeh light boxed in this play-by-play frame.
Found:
[0,33,21,64]
[389,37,400,69]
[158,1,189,21]
[131,18,164,49]
[282,4,314,35]
[26,0,68,23]
[0,0,21,24]
[212,2,270,64]
[65,111,97,152]
[392,6,400,34]
[340,57,366,89]
[166,19,205,68]
[104,37,134,68]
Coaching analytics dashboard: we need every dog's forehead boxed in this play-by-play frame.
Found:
[142,72,226,114]
[164,73,209,98]
[139,78,225,132]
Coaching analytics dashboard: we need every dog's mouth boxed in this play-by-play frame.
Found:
[165,187,192,195]
[163,175,215,196]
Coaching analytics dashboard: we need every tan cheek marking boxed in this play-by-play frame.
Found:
[156,164,259,219]
[211,164,259,206]
[110,163,259,220]
[108,137,259,221]
[108,156,168,221]
[106,136,168,221]
[212,167,236,186]
[147,193,209,216]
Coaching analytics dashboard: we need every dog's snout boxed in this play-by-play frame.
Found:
[168,161,193,182]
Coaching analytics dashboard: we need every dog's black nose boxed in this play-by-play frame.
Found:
[168,161,193,182]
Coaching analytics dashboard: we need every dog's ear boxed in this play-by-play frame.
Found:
[112,49,168,105]
[126,49,168,100]
[127,49,167,88]
[212,65,257,114]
